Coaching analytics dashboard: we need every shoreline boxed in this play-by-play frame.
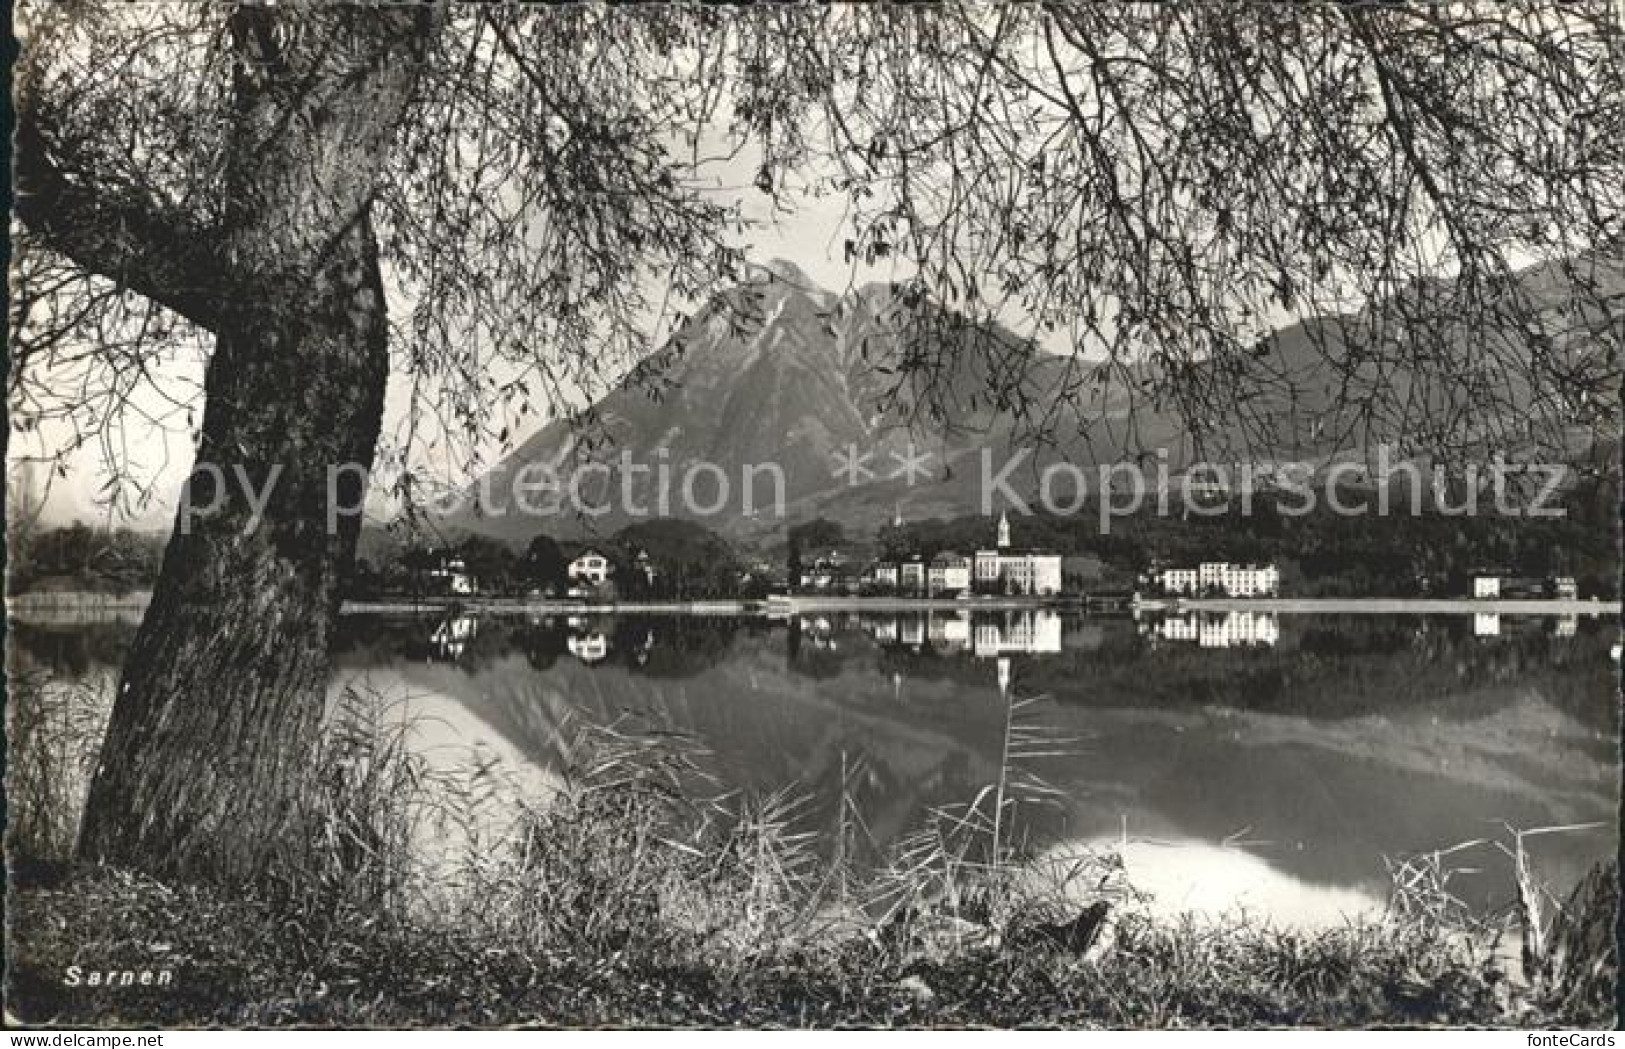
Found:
[335,594,1618,617]
[338,598,762,616]
[1141,596,1617,616]
[9,592,1617,621]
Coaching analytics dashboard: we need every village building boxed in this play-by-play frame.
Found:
[1158,567,1200,594]
[429,555,475,596]
[867,562,900,589]
[928,551,972,595]
[899,557,927,593]
[863,511,1060,596]
[1156,562,1279,597]
[736,557,786,593]
[568,547,611,586]
[972,511,1063,595]
[800,550,859,590]
[1469,570,1575,600]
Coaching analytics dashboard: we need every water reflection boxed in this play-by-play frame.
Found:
[399,607,1606,672]
[430,614,478,661]
[1146,610,1280,649]
[564,621,610,664]
[9,607,1616,930]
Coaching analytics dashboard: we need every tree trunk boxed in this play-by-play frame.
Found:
[76,6,434,883]
[76,215,390,883]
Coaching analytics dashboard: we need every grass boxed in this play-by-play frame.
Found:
[4,677,1616,1028]
[4,669,111,880]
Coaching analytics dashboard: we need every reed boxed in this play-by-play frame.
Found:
[4,670,112,874]
[5,679,1615,1027]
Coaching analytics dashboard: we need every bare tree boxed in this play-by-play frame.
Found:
[9,1,1619,881]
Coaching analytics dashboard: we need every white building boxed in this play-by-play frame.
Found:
[928,552,972,595]
[972,511,1063,595]
[1158,562,1279,597]
[868,562,900,589]
[1198,562,1278,597]
[569,548,611,585]
[1158,567,1200,595]
[800,550,856,590]
[429,557,475,595]
[928,613,972,649]
[1472,575,1501,599]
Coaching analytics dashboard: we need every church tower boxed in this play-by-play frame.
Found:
[996,509,1011,549]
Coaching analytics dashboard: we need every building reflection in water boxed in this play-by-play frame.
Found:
[855,610,1064,658]
[429,614,478,661]
[1475,612,1580,641]
[1148,610,1281,649]
[974,612,1062,657]
[566,631,610,663]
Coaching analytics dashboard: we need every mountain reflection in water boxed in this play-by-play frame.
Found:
[10,608,1615,929]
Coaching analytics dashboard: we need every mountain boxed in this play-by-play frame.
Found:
[1231,254,1623,463]
[449,259,1135,544]
[449,256,1620,547]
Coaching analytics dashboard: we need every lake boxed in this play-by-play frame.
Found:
[10,607,1617,931]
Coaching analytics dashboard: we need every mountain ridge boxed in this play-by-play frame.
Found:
[449,257,1620,545]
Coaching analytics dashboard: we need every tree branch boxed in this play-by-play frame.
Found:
[13,90,230,333]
